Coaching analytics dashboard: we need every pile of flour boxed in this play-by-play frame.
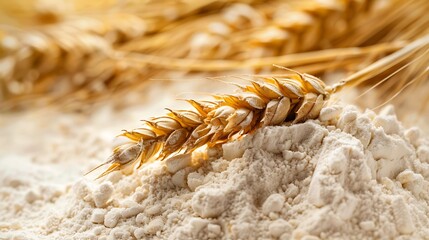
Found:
[3,104,429,239]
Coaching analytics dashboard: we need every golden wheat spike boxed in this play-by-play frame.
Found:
[92,71,329,179]
[90,33,429,179]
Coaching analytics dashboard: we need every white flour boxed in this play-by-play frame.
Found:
[1,104,429,240]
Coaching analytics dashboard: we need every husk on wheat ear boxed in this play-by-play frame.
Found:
[86,70,329,179]
[88,34,429,179]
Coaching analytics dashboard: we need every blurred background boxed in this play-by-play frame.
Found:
[1,0,428,111]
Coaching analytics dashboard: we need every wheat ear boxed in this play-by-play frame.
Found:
[92,33,429,179]
[122,0,426,60]
[89,70,328,178]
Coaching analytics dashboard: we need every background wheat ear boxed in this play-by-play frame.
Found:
[1,0,429,111]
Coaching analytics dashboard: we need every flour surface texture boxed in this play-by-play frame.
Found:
[2,105,429,240]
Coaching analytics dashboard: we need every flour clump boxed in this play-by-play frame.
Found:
[5,105,429,239]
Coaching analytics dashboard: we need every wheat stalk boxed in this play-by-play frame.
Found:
[119,41,404,72]
[89,33,429,179]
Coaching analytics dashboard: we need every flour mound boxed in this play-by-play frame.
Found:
[46,105,429,239]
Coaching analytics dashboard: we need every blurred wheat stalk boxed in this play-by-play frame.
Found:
[0,0,428,112]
